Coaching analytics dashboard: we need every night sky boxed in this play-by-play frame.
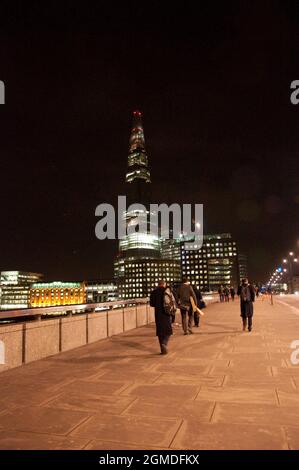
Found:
[0,1,299,282]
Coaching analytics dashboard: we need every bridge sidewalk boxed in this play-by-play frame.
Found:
[1,298,299,450]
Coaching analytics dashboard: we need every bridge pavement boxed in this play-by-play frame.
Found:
[1,297,299,450]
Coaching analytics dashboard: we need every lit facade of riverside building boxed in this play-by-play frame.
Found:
[0,271,43,310]
[29,282,86,307]
[114,111,181,299]
[85,280,118,303]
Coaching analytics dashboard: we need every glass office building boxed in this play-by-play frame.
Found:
[180,233,239,291]
[85,280,118,303]
[117,258,181,299]
[0,271,43,310]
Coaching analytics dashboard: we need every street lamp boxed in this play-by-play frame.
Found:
[283,252,298,294]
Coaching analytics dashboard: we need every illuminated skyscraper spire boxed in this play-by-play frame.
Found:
[126,110,151,183]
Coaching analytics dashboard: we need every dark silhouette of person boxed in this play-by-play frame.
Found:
[237,278,256,332]
[191,284,203,327]
[150,280,175,354]
[230,286,235,301]
[177,278,197,335]
[218,285,224,302]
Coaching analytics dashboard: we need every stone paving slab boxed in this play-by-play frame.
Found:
[95,370,162,384]
[213,402,299,426]
[60,379,131,396]
[45,392,136,415]
[153,372,224,386]
[84,440,167,450]
[70,414,182,447]
[122,398,215,422]
[1,298,299,449]
[120,383,200,400]
[0,406,91,435]
[283,426,299,450]
[196,386,278,405]
[223,376,296,392]
[170,421,288,450]
[0,431,89,450]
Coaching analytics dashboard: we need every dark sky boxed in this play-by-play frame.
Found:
[0,1,299,282]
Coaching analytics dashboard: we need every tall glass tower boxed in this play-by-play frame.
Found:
[114,111,181,299]
[120,111,160,259]
[126,110,151,185]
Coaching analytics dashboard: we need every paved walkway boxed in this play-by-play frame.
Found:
[1,297,299,450]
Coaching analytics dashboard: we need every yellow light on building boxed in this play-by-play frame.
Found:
[29,282,86,307]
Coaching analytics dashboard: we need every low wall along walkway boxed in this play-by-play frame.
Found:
[0,303,154,373]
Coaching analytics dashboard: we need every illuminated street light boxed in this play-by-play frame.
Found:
[289,252,294,256]
[283,259,287,263]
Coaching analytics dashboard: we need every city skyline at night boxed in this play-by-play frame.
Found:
[1,2,299,284]
[2,2,299,456]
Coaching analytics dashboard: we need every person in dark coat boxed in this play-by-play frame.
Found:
[191,284,203,327]
[230,286,236,301]
[218,285,224,302]
[237,278,256,332]
[169,283,179,324]
[224,286,230,302]
[150,280,174,354]
[177,278,197,335]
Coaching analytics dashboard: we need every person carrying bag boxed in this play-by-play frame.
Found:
[177,278,197,335]
[190,296,205,319]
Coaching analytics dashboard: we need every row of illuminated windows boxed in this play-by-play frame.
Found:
[123,280,176,288]
[126,268,178,274]
[121,280,175,288]
[126,271,180,276]
[126,263,178,268]
[32,294,83,298]
[182,242,236,251]
[183,269,208,274]
[183,252,235,259]
[183,252,236,258]
[0,295,28,300]
[125,274,180,279]
[183,246,236,253]
[31,290,83,295]
[204,242,236,247]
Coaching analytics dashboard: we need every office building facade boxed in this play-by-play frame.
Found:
[85,280,118,303]
[116,258,181,299]
[0,271,43,310]
[180,233,239,291]
[29,281,86,307]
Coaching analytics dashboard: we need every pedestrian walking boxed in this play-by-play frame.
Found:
[218,285,225,302]
[150,280,176,354]
[191,284,203,327]
[224,286,230,302]
[177,278,197,335]
[237,278,256,332]
[230,286,235,301]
